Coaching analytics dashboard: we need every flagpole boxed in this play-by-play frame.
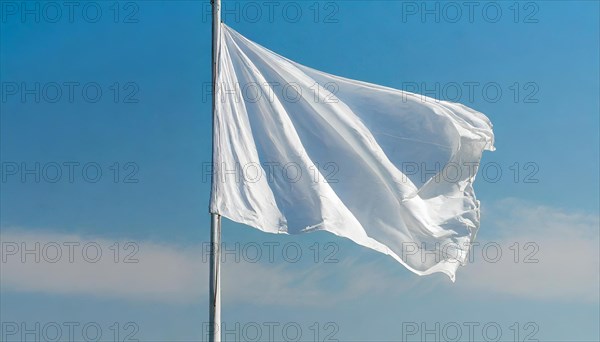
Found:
[209,0,222,342]
[209,213,221,342]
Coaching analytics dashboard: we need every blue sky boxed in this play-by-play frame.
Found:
[1,1,598,341]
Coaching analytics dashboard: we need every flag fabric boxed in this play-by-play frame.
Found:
[210,24,495,281]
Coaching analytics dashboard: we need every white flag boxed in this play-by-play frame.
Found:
[210,24,495,281]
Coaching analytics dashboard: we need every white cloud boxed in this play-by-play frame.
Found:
[1,198,598,304]
[0,230,202,302]
[458,198,599,302]
[0,229,394,306]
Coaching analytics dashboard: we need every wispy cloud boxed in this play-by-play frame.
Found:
[0,229,393,306]
[1,198,598,305]
[458,198,599,302]
[0,230,202,302]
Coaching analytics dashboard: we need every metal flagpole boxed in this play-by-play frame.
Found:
[209,1,221,342]
[209,213,221,342]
